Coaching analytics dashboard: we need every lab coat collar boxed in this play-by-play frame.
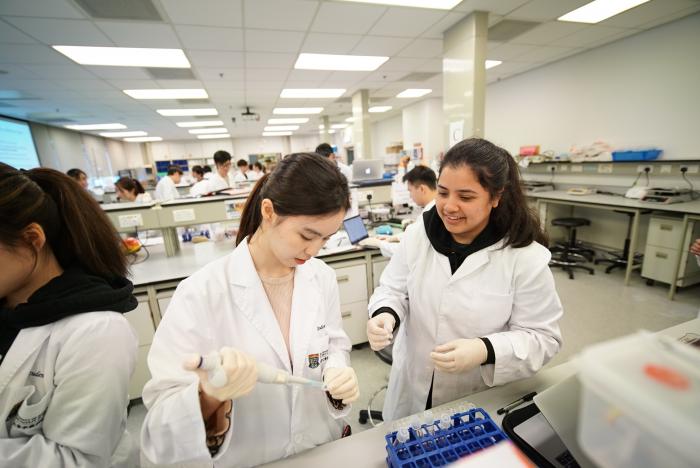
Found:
[448,239,506,283]
[0,326,51,395]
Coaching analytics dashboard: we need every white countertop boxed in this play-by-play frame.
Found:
[529,190,700,215]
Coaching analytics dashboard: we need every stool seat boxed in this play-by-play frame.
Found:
[552,217,590,228]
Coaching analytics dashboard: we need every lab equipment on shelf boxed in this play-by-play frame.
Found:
[384,407,509,467]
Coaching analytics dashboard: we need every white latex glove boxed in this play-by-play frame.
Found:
[324,367,360,404]
[430,339,487,374]
[690,238,700,256]
[183,347,258,402]
[366,312,395,351]
[358,237,383,249]
[379,235,400,243]
[401,218,414,229]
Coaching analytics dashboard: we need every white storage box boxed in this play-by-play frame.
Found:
[577,332,700,468]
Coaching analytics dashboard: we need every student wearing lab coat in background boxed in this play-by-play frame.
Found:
[0,163,138,466]
[154,165,182,201]
[316,143,352,183]
[367,138,563,421]
[232,158,250,183]
[191,150,232,197]
[141,153,360,467]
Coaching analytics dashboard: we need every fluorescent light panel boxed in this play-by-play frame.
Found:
[124,136,162,142]
[558,0,651,23]
[273,107,324,114]
[175,120,224,128]
[280,89,345,99]
[65,123,126,130]
[99,131,147,138]
[397,88,432,98]
[157,108,218,116]
[331,124,348,129]
[318,124,325,129]
[486,60,502,69]
[263,131,292,136]
[188,128,228,134]
[336,0,462,9]
[328,129,336,134]
[197,134,231,140]
[264,125,299,131]
[52,46,190,68]
[267,118,309,124]
[295,53,388,71]
[124,89,208,100]
[345,117,355,122]
[369,106,392,113]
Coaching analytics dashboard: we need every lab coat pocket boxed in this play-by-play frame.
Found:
[470,291,514,335]
[305,334,330,377]
[9,385,52,437]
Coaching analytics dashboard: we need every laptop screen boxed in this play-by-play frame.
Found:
[352,159,383,181]
[343,215,369,244]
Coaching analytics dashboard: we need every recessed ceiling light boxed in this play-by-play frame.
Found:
[318,124,325,129]
[273,107,324,114]
[264,125,300,131]
[558,0,651,23]
[52,46,190,68]
[197,134,231,139]
[99,131,147,138]
[331,124,348,129]
[486,60,502,69]
[346,117,355,123]
[188,128,229,134]
[295,53,388,71]
[124,89,208,100]
[336,0,462,9]
[280,89,346,99]
[64,123,126,130]
[328,129,337,134]
[176,120,224,128]
[397,88,432,98]
[157,108,218,116]
[262,131,293,136]
[124,136,162,142]
[268,118,309,124]
[369,106,392,113]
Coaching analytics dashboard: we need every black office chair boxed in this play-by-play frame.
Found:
[549,217,595,279]
[358,344,392,425]
[594,210,650,274]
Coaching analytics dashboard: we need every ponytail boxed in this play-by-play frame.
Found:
[0,163,128,278]
[116,177,145,195]
[236,173,269,245]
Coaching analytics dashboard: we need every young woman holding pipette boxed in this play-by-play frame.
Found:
[141,153,360,467]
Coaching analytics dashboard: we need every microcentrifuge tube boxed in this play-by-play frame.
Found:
[421,410,435,435]
[395,427,410,445]
[438,413,452,432]
[409,416,422,438]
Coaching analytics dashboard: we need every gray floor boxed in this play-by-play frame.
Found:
[127,263,700,442]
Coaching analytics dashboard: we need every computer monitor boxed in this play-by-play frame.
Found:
[352,159,384,181]
[342,215,369,244]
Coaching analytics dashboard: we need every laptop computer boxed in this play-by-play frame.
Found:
[352,159,385,184]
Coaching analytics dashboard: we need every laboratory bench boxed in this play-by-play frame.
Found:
[123,239,390,400]
[262,318,700,468]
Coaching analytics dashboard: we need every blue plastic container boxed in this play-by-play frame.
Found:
[385,408,509,468]
[611,149,662,161]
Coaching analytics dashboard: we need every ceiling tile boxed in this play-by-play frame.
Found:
[556,25,631,48]
[510,21,585,45]
[638,5,700,29]
[323,70,370,84]
[310,2,386,34]
[0,20,37,44]
[245,52,296,68]
[188,50,244,68]
[302,33,362,54]
[600,0,699,28]
[95,21,181,48]
[244,0,318,31]
[515,44,578,62]
[4,18,112,46]
[0,0,85,18]
[0,64,41,79]
[106,79,159,89]
[84,66,153,80]
[245,29,305,53]
[488,43,536,60]
[20,64,97,80]
[378,57,429,71]
[286,69,331,82]
[454,0,529,16]
[507,0,591,22]
[245,68,286,82]
[397,38,442,58]
[352,36,412,56]
[421,11,468,39]
[175,25,244,51]
[155,79,204,88]
[160,0,243,27]
[418,58,442,72]
[369,7,446,38]
[197,68,245,81]
[0,44,73,65]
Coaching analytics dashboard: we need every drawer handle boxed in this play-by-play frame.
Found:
[659,224,673,231]
[341,310,352,318]
[336,275,350,283]
[655,252,668,259]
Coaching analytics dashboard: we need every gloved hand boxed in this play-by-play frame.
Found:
[183,347,258,402]
[366,312,395,351]
[378,235,400,243]
[359,237,383,249]
[430,339,487,374]
[691,238,700,256]
[401,218,414,229]
[324,367,360,404]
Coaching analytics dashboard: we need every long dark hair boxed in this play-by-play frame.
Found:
[440,138,547,248]
[0,163,128,278]
[115,177,145,195]
[236,153,350,246]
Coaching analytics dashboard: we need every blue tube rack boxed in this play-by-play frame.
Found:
[384,408,508,468]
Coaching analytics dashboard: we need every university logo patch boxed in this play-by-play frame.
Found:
[308,353,320,369]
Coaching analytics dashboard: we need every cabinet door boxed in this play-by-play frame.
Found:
[334,264,367,305]
[642,245,680,283]
[124,296,155,346]
[372,258,389,290]
[339,300,369,345]
[647,217,684,248]
[128,346,151,400]
[156,289,176,318]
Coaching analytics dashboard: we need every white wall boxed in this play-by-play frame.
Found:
[371,114,402,159]
[485,12,700,160]
[401,98,444,163]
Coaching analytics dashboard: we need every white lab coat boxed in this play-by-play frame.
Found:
[376,201,435,258]
[0,312,137,466]
[337,162,352,183]
[136,192,153,203]
[154,176,180,201]
[141,239,352,467]
[369,219,563,421]
[232,171,248,183]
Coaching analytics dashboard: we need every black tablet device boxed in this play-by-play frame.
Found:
[342,215,369,244]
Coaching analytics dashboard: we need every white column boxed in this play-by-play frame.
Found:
[351,89,372,160]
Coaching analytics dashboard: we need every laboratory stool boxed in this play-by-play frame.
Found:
[358,343,392,425]
[549,217,595,280]
[594,210,650,274]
